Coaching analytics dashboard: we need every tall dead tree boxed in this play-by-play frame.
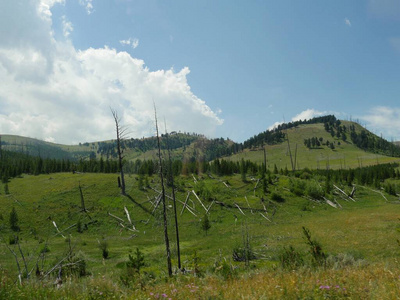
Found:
[262,141,267,173]
[79,182,87,212]
[111,108,126,195]
[164,120,181,270]
[154,104,172,276]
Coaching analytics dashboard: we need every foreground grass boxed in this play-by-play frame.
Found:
[1,262,400,299]
[1,172,400,299]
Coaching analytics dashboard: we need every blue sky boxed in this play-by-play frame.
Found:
[1,0,400,144]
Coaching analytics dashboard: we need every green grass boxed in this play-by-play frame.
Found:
[228,122,400,170]
[1,171,400,299]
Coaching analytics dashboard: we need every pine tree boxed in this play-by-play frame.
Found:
[201,214,211,236]
[9,207,20,232]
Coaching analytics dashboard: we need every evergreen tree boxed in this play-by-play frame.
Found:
[201,214,211,236]
[9,207,20,232]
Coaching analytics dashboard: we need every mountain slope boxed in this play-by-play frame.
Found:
[226,120,400,170]
[2,116,400,171]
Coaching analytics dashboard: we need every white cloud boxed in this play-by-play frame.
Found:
[268,121,283,131]
[0,0,223,144]
[360,106,400,141]
[344,18,352,27]
[267,109,327,131]
[120,38,139,49]
[291,109,327,122]
[62,15,73,37]
[79,0,94,15]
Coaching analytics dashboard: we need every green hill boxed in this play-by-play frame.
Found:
[2,116,400,172]
[227,121,400,170]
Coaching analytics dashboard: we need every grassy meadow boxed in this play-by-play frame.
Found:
[1,169,400,299]
[229,122,400,171]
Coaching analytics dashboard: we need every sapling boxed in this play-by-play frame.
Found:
[302,226,326,268]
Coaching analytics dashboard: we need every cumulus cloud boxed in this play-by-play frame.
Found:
[360,106,400,141]
[79,0,94,15]
[0,0,223,144]
[344,18,351,27]
[120,38,139,49]
[291,109,327,122]
[268,109,328,131]
[62,15,73,37]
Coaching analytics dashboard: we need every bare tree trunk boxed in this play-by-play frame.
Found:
[154,105,172,276]
[262,141,267,173]
[164,121,182,270]
[111,109,126,195]
[286,131,295,171]
[79,182,86,212]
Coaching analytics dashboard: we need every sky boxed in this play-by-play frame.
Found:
[1,0,400,145]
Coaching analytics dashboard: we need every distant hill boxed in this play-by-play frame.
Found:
[2,115,400,170]
[226,116,400,170]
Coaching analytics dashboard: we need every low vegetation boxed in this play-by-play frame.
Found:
[1,116,400,298]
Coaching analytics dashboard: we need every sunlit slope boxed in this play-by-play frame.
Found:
[227,121,400,170]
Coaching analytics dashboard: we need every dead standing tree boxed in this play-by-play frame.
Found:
[164,120,182,270]
[111,108,127,195]
[154,104,172,277]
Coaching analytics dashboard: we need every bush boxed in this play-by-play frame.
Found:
[9,207,20,232]
[289,178,306,197]
[9,235,19,245]
[99,239,109,259]
[212,256,237,280]
[303,227,326,267]
[305,181,324,200]
[126,248,145,276]
[326,252,368,269]
[232,246,256,262]
[270,192,284,203]
[200,214,211,235]
[384,183,397,196]
[63,251,88,277]
[40,244,50,254]
[278,245,304,270]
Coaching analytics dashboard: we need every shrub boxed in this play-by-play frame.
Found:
[326,252,368,269]
[126,248,145,276]
[40,244,50,254]
[9,235,19,245]
[278,245,304,270]
[270,192,284,203]
[200,214,211,235]
[289,178,306,197]
[232,246,256,263]
[384,182,397,196]
[212,256,237,280]
[63,251,88,277]
[9,207,20,232]
[305,181,324,200]
[303,226,326,268]
[99,239,109,259]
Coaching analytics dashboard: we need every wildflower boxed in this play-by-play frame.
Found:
[162,294,168,298]
[319,285,330,290]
